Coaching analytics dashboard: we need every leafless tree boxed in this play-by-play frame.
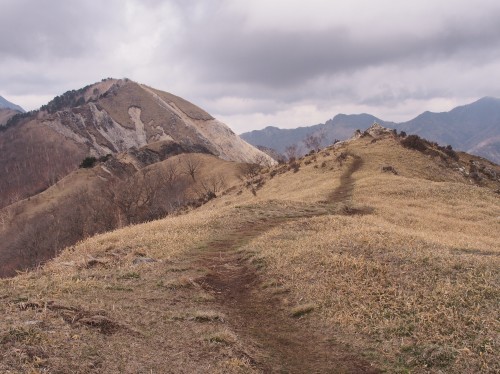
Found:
[304,132,325,152]
[101,170,159,225]
[164,162,180,183]
[239,162,262,180]
[182,155,203,181]
[285,144,299,161]
[254,154,273,168]
[196,175,227,200]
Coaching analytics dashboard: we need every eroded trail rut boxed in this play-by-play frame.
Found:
[195,156,379,373]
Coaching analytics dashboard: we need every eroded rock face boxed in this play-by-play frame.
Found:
[39,79,274,164]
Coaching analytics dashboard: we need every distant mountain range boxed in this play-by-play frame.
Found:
[241,114,393,155]
[241,97,500,163]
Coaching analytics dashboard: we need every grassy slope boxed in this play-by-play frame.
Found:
[0,152,243,276]
[0,135,498,373]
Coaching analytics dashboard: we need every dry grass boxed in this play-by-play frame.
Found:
[236,138,499,372]
[0,206,247,373]
[1,134,499,373]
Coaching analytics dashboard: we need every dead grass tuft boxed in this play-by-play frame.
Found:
[205,329,237,345]
[291,303,316,318]
[192,310,225,323]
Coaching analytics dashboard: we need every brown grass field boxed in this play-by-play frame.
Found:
[0,133,499,373]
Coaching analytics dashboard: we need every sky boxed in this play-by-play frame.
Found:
[1,0,500,133]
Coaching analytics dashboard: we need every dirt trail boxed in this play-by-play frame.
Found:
[329,155,363,203]
[195,155,379,373]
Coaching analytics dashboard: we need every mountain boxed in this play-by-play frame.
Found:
[0,96,24,126]
[0,95,24,112]
[0,78,275,277]
[397,97,500,163]
[241,98,500,163]
[1,126,498,373]
[241,113,391,155]
[0,78,273,208]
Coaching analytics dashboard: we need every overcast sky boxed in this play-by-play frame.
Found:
[1,0,500,133]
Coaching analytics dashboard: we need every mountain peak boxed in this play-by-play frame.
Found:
[0,79,274,210]
[477,96,500,103]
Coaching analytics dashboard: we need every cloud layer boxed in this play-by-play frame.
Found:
[1,0,500,132]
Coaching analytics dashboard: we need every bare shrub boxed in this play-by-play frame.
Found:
[102,168,191,225]
[304,132,325,152]
[239,162,262,180]
[254,154,273,168]
[289,161,300,173]
[195,175,227,202]
[285,144,299,161]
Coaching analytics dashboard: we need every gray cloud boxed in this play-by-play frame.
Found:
[0,0,120,60]
[178,6,500,89]
[1,0,500,131]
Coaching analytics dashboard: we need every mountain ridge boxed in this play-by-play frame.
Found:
[241,97,500,163]
[242,113,391,155]
[1,126,498,373]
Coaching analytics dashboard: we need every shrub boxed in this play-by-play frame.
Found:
[336,152,348,163]
[98,154,112,163]
[382,165,398,175]
[79,156,97,168]
[401,135,428,152]
[289,161,300,173]
[442,145,459,161]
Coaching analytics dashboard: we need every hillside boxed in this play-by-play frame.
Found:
[0,108,20,126]
[0,79,272,209]
[0,136,264,278]
[0,95,24,112]
[241,98,500,163]
[1,126,498,373]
